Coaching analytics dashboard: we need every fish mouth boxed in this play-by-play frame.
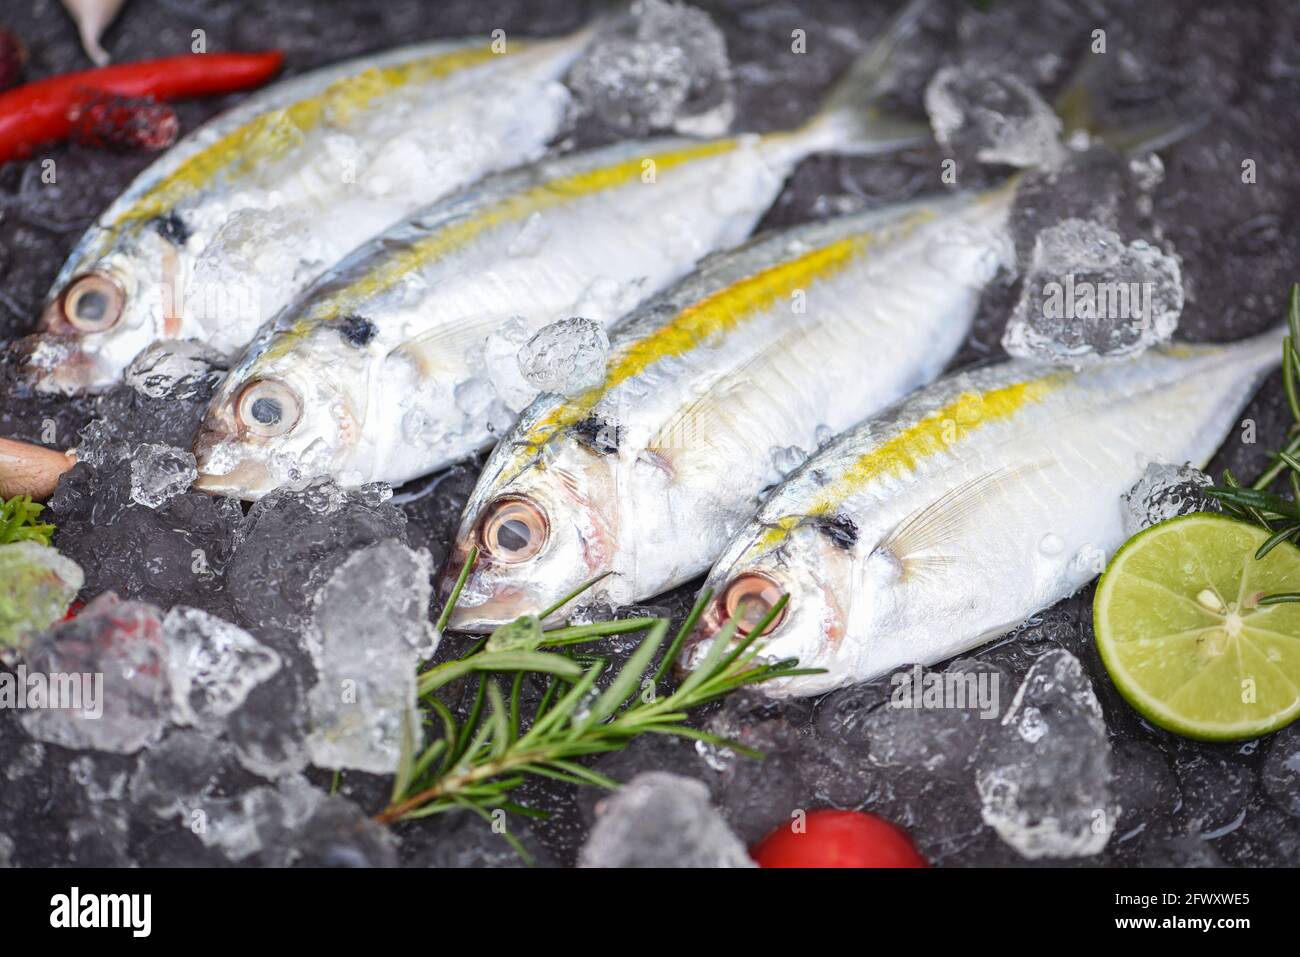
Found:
[191,442,277,501]
[8,333,111,395]
[435,551,538,633]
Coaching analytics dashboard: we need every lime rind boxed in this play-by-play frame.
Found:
[1094,513,1300,741]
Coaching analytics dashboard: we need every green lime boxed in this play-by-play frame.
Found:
[1094,513,1300,741]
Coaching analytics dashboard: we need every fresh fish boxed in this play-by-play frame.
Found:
[191,0,933,499]
[20,22,604,393]
[691,330,1283,696]
[438,183,1016,631]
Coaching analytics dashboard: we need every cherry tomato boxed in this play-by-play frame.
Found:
[751,809,928,868]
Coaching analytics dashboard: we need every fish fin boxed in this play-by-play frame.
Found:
[874,461,1049,577]
[389,315,501,375]
[645,335,794,458]
[801,0,933,156]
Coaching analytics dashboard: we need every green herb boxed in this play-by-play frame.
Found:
[1207,283,1300,588]
[378,546,818,854]
[0,495,54,546]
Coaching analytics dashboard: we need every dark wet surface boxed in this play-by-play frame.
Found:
[1,0,1298,867]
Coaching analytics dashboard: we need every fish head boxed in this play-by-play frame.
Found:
[439,428,620,632]
[192,322,373,500]
[19,226,186,394]
[684,513,867,695]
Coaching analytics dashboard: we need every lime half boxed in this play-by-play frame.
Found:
[1094,513,1300,741]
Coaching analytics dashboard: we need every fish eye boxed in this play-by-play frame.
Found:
[236,379,302,438]
[722,572,787,636]
[60,272,125,333]
[479,496,549,564]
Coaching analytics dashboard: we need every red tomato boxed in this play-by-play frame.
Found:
[751,810,928,868]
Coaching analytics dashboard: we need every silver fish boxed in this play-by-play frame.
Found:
[190,0,933,500]
[438,183,1016,631]
[20,23,605,393]
[691,330,1282,697]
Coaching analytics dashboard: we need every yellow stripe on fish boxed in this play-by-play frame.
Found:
[100,44,509,245]
[259,136,743,362]
[756,372,1067,550]
[513,210,937,459]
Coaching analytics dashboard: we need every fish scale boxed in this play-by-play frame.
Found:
[441,184,1017,630]
[192,0,938,499]
[24,24,606,393]
[696,331,1284,697]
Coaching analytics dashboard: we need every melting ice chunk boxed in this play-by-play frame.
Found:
[482,316,539,412]
[925,64,1065,170]
[578,772,754,868]
[1122,462,1220,537]
[20,594,170,754]
[129,443,198,509]
[518,317,610,397]
[568,0,734,137]
[163,607,282,731]
[975,649,1116,859]
[1002,219,1184,365]
[124,340,227,400]
[306,541,436,774]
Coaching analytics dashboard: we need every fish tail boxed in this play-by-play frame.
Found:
[797,0,933,156]
[1054,50,1207,155]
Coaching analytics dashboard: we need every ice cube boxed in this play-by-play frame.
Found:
[517,317,609,396]
[124,340,227,400]
[275,794,398,868]
[1002,219,1184,365]
[129,728,232,819]
[190,207,321,351]
[975,649,1117,859]
[0,542,83,654]
[1121,461,1220,536]
[578,772,754,868]
[129,443,198,509]
[163,606,282,730]
[568,0,734,138]
[482,316,540,413]
[225,479,408,632]
[19,594,170,754]
[197,774,324,863]
[862,661,1005,779]
[925,64,1065,170]
[305,541,435,774]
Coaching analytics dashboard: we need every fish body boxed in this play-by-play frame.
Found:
[440,184,1016,629]
[192,0,934,499]
[695,331,1282,696]
[25,26,600,392]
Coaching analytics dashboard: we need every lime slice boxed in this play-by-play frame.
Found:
[1094,513,1300,741]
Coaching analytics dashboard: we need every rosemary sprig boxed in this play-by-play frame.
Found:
[0,495,54,546]
[380,559,818,835]
[1207,283,1300,578]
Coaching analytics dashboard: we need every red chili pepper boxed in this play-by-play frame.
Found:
[68,90,180,152]
[62,599,84,622]
[0,50,284,164]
